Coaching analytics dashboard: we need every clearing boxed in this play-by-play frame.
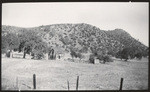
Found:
[1,57,148,90]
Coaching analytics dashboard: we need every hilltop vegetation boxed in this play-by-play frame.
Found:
[2,23,148,61]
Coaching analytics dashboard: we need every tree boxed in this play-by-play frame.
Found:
[31,40,47,59]
[69,46,85,61]
[2,35,9,54]
[18,30,33,58]
[2,33,19,57]
[107,50,116,57]
[49,49,55,60]
[116,47,136,61]
[115,50,122,59]
[32,42,47,59]
[89,54,95,64]
[18,30,48,59]
[142,48,149,57]
[135,52,142,60]
[60,36,71,45]
[76,52,84,61]
[70,49,77,59]
[79,46,88,53]
[103,55,113,62]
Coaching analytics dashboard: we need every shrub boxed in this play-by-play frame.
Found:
[89,54,95,64]
[135,52,142,60]
[97,54,104,61]
[79,46,88,53]
[107,51,116,57]
[70,50,77,58]
[116,47,137,61]
[70,48,83,59]
[103,55,113,62]
[97,55,113,63]
[76,52,84,60]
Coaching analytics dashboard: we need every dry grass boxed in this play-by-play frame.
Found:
[1,57,148,90]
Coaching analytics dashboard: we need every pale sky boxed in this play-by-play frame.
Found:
[2,2,149,46]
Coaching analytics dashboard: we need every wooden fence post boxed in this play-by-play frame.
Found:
[76,76,79,90]
[119,78,123,90]
[33,74,36,89]
[67,80,70,90]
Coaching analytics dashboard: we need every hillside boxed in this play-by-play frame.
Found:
[2,23,148,56]
[105,29,148,54]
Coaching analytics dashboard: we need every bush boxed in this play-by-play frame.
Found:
[107,51,116,57]
[97,55,113,63]
[89,54,95,64]
[76,53,84,60]
[70,50,77,58]
[116,47,137,61]
[70,48,84,59]
[79,46,88,53]
[135,53,142,60]
[97,54,104,61]
[103,55,113,62]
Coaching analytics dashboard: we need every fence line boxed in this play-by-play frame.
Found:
[14,75,124,90]
[22,83,32,89]
[16,76,32,91]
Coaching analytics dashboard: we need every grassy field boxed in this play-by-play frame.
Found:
[1,57,148,90]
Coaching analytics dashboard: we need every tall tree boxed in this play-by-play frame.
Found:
[18,30,47,59]
[2,33,19,57]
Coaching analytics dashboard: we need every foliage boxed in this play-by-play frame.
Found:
[2,33,19,52]
[49,49,56,60]
[79,46,88,53]
[89,54,95,64]
[2,24,148,61]
[141,48,149,57]
[2,29,48,59]
[70,46,84,61]
[135,53,142,60]
[18,30,39,52]
[115,50,122,59]
[32,41,47,59]
[97,54,113,63]
[107,51,116,57]
[18,30,48,59]
[96,54,104,61]
[2,35,8,54]
[117,48,129,61]
[60,36,71,45]
[76,52,84,60]
[70,49,77,59]
[116,47,136,61]
[103,55,113,62]
[70,49,82,59]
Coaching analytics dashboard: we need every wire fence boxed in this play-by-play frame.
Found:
[11,74,124,91]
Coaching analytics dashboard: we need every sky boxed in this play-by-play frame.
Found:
[2,2,149,46]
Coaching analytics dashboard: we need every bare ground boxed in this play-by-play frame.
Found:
[1,57,148,90]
